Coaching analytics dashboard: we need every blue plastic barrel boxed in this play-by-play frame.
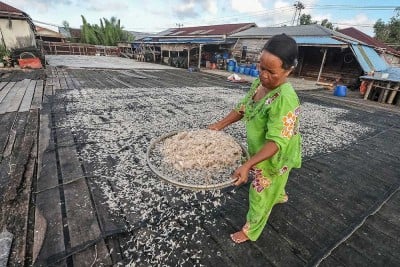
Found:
[234,66,240,73]
[251,63,257,69]
[244,67,251,75]
[334,85,347,97]
[252,69,259,77]
[227,65,234,72]
[239,66,245,74]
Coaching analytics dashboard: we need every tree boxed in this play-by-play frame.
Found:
[299,14,316,25]
[80,15,133,46]
[299,14,338,30]
[373,8,400,48]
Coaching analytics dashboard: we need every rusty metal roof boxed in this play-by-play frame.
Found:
[0,1,24,14]
[157,23,256,37]
[338,27,400,56]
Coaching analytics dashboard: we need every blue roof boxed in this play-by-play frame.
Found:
[293,36,347,46]
[351,44,388,72]
[361,67,400,82]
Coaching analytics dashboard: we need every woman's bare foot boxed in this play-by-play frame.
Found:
[230,231,249,244]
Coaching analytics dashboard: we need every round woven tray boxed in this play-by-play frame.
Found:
[146,130,249,190]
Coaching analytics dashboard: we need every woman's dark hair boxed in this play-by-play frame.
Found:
[262,33,298,70]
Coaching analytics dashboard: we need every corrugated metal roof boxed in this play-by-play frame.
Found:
[230,24,331,37]
[293,36,347,47]
[339,27,400,56]
[360,67,400,82]
[351,44,388,72]
[155,23,256,37]
[133,37,235,45]
[0,1,24,14]
[229,24,359,43]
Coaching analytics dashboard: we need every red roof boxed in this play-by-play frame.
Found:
[161,23,256,36]
[0,1,24,14]
[338,27,399,56]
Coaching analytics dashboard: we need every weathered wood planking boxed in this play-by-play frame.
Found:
[34,112,66,266]
[0,82,16,111]
[19,80,37,112]
[0,110,38,266]
[221,196,307,266]
[6,79,31,113]
[31,80,44,110]
[0,112,17,159]
[0,81,8,91]
[55,121,112,265]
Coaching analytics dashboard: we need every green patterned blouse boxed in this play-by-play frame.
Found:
[235,78,302,177]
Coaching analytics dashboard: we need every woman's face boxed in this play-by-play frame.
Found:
[259,51,292,89]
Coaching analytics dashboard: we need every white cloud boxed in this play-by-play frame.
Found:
[231,0,264,13]
[202,0,218,15]
[336,13,375,35]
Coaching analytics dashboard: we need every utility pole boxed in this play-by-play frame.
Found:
[292,1,305,26]
[176,23,183,28]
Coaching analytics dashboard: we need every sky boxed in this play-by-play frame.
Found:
[6,0,400,36]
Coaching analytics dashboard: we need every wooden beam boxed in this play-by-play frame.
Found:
[363,80,374,100]
[198,44,202,69]
[317,49,327,83]
[387,84,399,104]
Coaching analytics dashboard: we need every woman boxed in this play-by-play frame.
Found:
[208,34,302,243]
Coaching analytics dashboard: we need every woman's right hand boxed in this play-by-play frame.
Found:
[207,122,222,131]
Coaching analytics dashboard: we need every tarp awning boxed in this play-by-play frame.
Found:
[351,44,388,73]
[293,36,347,47]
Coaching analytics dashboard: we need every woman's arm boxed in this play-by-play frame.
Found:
[208,110,243,131]
[232,141,278,186]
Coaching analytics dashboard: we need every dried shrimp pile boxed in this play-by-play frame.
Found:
[148,130,246,189]
[162,130,242,171]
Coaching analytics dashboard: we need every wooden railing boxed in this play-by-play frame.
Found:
[38,41,120,57]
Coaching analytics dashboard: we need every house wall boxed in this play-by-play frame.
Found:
[383,53,400,67]
[0,19,36,49]
[232,39,265,62]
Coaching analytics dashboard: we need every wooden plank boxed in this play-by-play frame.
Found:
[0,110,38,265]
[219,199,306,266]
[3,79,30,114]
[53,77,61,91]
[57,143,112,266]
[201,209,275,266]
[0,82,15,103]
[344,223,400,264]
[0,81,8,91]
[19,80,37,112]
[31,80,44,109]
[0,112,17,158]
[0,82,16,108]
[59,76,68,89]
[33,111,65,265]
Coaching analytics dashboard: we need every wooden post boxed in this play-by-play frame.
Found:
[387,84,399,104]
[363,80,374,100]
[317,49,327,83]
[187,46,190,69]
[198,44,202,69]
[380,82,391,103]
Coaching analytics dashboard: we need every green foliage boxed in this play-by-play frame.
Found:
[299,14,316,25]
[299,14,338,30]
[374,8,400,47]
[0,45,10,62]
[80,15,131,46]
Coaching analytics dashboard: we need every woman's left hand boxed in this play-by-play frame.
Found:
[232,164,251,186]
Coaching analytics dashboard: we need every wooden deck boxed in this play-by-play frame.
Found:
[0,60,399,266]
